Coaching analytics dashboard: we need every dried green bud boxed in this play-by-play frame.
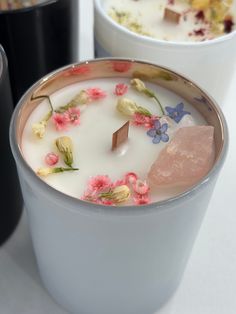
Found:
[37,167,78,176]
[131,78,164,116]
[131,78,146,92]
[136,106,152,117]
[55,136,74,167]
[55,90,90,113]
[110,185,131,203]
[116,98,138,116]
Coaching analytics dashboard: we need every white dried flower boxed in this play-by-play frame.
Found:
[32,121,47,139]
[55,136,74,167]
[116,98,138,116]
[110,185,131,203]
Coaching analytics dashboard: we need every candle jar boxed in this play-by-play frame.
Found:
[0,0,78,104]
[94,0,236,104]
[0,45,22,246]
[10,59,228,314]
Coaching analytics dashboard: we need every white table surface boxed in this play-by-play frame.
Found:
[1,1,236,313]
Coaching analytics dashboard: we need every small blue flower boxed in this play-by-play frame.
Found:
[147,120,169,144]
[165,102,190,123]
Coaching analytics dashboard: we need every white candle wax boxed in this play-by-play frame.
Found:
[22,77,206,205]
[103,0,236,42]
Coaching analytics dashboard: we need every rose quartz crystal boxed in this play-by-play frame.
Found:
[148,126,215,188]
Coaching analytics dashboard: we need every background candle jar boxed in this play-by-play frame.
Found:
[10,59,228,314]
[0,0,78,104]
[0,45,22,246]
[94,0,236,104]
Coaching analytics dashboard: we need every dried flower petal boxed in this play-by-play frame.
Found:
[133,179,150,195]
[116,98,138,116]
[147,120,169,144]
[52,113,70,131]
[45,153,59,166]
[55,90,90,114]
[66,107,81,125]
[133,193,150,205]
[86,88,107,100]
[32,121,47,139]
[109,185,131,203]
[37,167,78,176]
[88,175,112,193]
[125,172,138,185]
[131,78,164,115]
[55,136,74,167]
[114,83,128,96]
[132,113,157,129]
[130,78,146,93]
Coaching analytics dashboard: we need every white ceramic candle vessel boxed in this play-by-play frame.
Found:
[95,0,236,104]
[10,59,228,314]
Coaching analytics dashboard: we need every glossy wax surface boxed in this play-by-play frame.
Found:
[22,77,206,203]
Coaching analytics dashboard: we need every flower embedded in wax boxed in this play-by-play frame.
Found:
[37,167,79,177]
[125,172,138,185]
[131,78,164,115]
[55,136,74,168]
[132,113,158,129]
[133,193,150,205]
[65,107,81,126]
[32,120,47,139]
[108,185,131,203]
[52,112,70,131]
[133,179,150,195]
[165,102,190,123]
[116,98,139,116]
[82,173,150,206]
[45,153,59,166]
[55,90,90,114]
[32,108,53,139]
[114,83,128,96]
[147,120,169,144]
[88,175,112,193]
[86,88,107,101]
[130,78,147,93]
[116,97,153,119]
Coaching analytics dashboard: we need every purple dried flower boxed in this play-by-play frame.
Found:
[147,120,169,144]
[165,102,190,123]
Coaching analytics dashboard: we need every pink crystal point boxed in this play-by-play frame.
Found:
[148,126,215,188]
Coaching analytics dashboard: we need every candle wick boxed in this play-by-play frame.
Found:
[112,121,130,151]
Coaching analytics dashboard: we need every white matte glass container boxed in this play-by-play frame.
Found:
[10,59,228,314]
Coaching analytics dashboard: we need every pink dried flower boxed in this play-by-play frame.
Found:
[133,193,150,205]
[132,113,158,129]
[125,172,138,185]
[133,179,150,195]
[114,83,128,96]
[88,175,112,193]
[44,152,59,166]
[86,88,107,101]
[112,178,126,188]
[52,113,69,131]
[66,107,81,125]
